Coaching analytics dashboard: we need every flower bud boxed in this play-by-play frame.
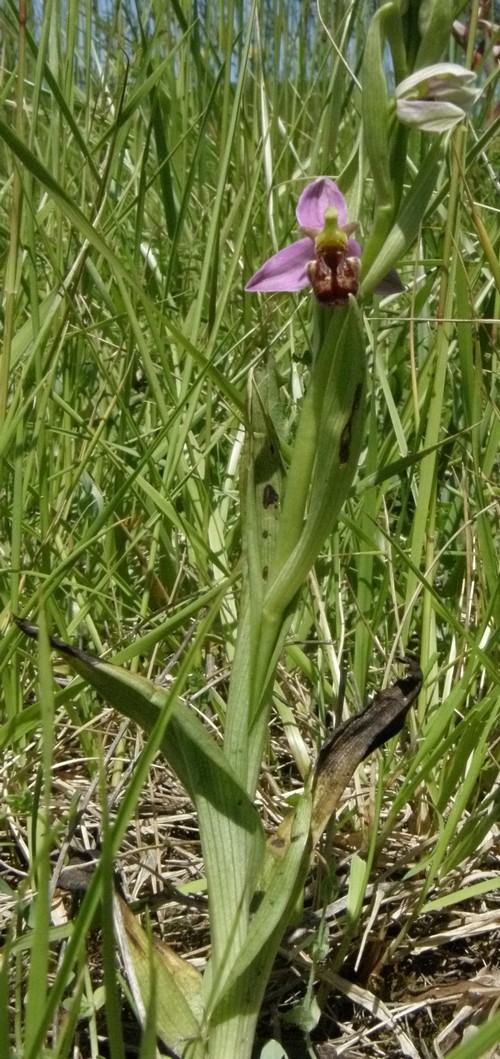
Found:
[395,63,480,132]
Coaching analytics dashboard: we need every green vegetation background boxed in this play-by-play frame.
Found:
[0,0,499,1056]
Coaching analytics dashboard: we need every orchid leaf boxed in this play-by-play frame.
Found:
[14,618,260,828]
[242,369,284,628]
[223,365,286,793]
[15,619,265,1004]
[362,7,394,214]
[360,138,443,298]
[263,299,366,620]
[203,793,312,1057]
[416,0,454,69]
[209,790,311,1010]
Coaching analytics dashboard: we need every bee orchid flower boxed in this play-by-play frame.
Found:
[245,178,362,305]
[395,63,480,132]
[245,177,402,304]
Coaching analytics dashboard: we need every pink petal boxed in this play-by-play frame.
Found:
[296,178,348,229]
[245,237,314,292]
[347,237,362,258]
[375,268,405,296]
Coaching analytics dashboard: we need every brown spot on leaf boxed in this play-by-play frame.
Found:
[270,836,286,850]
[339,383,362,464]
[263,483,279,508]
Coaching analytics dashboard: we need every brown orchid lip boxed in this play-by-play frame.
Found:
[307,249,361,306]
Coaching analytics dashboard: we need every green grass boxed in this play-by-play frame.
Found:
[0,0,499,1056]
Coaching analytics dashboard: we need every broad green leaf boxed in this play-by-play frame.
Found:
[360,139,443,298]
[224,368,284,785]
[212,790,311,1004]
[204,793,312,1057]
[16,621,265,997]
[19,627,256,824]
[242,368,284,607]
[264,300,366,620]
[362,7,394,212]
[416,0,454,69]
